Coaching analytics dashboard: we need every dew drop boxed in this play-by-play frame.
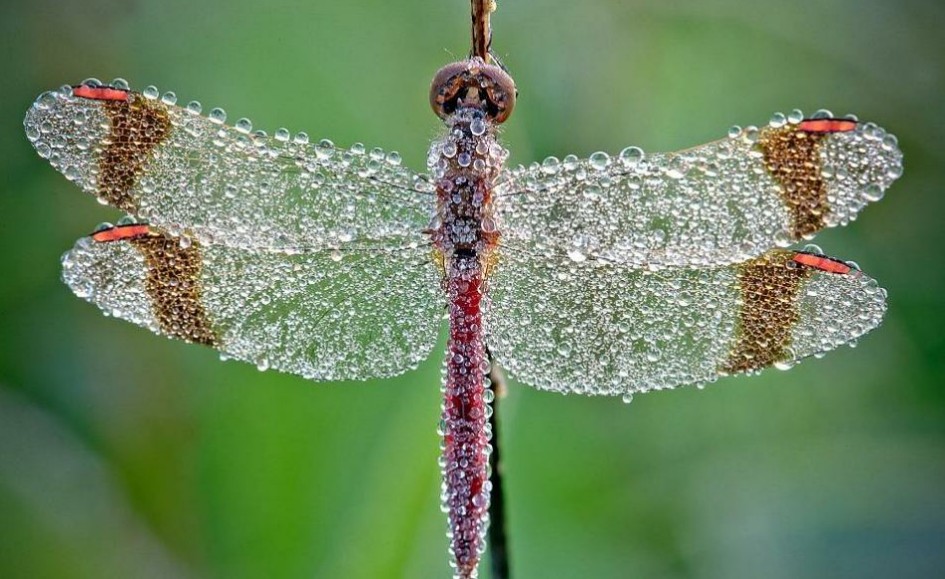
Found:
[62,164,80,181]
[863,183,884,202]
[470,118,487,136]
[541,156,560,175]
[316,139,334,159]
[589,151,610,170]
[567,249,586,263]
[769,112,787,128]
[234,117,253,134]
[35,92,57,110]
[255,356,270,371]
[209,107,227,124]
[664,157,686,180]
[472,491,488,509]
[882,134,899,151]
[774,230,792,248]
[618,146,644,167]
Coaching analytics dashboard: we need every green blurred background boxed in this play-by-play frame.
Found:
[1,0,943,577]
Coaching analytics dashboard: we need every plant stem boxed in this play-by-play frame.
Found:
[471,0,494,62]
[487,350,510,579]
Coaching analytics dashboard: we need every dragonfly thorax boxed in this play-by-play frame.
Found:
[430,58,516,123]
[428,106,507,267]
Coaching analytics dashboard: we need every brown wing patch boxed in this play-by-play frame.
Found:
[759,126,829,239]
[722,250,812,374]
[130,234,217,346]
[99,97,171,212]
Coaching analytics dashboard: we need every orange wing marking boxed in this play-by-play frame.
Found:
[72,85,131,102]
[798,119,858,133]
[90,224,152,242]
[792,252,853,275]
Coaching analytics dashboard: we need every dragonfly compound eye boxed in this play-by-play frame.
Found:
[430,58,516,124]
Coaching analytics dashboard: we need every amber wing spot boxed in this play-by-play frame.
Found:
[130,234,217,346]
[99,97,171,212]
[722,251,812,374]
[759,126,829,240]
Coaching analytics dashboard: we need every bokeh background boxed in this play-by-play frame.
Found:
[2,0,943,577]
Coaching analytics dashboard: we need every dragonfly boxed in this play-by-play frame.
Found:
[23,3,901,577]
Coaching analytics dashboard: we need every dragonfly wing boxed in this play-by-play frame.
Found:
[499,115,902,266]
[486,248,886,395]
[25,84,432,251]
[62,226,443,381]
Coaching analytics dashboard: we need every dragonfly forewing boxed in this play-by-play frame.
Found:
[25,83,433,252]
[62,226,443,381]
[498,114,902,266]
[486,248,886,395]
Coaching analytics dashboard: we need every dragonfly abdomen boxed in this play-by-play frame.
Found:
[442,253,491,577]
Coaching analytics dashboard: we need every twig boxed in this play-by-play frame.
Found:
[471,0,495,62]
[487,349,511,579]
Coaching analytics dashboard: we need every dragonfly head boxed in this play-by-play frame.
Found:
[430,58,516,124]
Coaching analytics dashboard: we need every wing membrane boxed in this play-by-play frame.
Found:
[25,84,432,251]
[486,248,886,395]
[62,227,443,381]
[498,114,902,266]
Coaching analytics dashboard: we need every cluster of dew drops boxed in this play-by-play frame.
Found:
[499,107,901,267]
[517,108,899,180]
[27,77,439,256]
[111,78,405,172]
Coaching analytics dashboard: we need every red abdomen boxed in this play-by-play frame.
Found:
[442,254,491,576]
